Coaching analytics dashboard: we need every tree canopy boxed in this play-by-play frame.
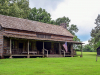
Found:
[90,15,100,50]
[0,0,30,18]
[28,7,51,23]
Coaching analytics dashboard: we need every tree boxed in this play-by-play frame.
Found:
[0,0,30,18]
[16,0,30,18]
[0,1,10,15]
[83,44,94,52]
[54,16,79,35]
[68,24,78,35]
[91,15,100,42]
[28,7,51,23]
[55,16,70,26]
[90,14,100,49]
[49,20,56,25]
[73,35,80,42]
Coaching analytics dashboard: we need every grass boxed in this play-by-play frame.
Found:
[0,52,100,75]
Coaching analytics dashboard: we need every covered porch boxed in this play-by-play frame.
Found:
[3,37,83,58]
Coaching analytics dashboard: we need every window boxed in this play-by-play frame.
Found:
[37,34,45,38]
[45,35,51,39]
[37,34,51,39]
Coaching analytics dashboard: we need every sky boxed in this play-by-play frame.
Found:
[29,0,100,44]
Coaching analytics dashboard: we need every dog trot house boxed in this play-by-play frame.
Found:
[0,15,83,58]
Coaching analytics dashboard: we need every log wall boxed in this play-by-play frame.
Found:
[0,30,3,57]
[3,28,73,42]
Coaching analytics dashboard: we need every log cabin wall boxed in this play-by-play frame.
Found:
[3,37,10,54]
[51,35,73,41]
[3,28,73,42]
[3,28,37,38]
[2,28,74,55]
[0,30,3,57]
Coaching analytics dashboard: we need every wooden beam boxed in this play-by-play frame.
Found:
[81,44,83,57]
[27,40,30,58]
[64,51,65,57]
[43,41,44,57]
[59,43,61,55]
[47,50,48,57]
[71,43,73,57]
[96,55,97,61]
[9,38,12,58]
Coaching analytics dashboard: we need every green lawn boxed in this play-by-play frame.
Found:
[0,52,100,75]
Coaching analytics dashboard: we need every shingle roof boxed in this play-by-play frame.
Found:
[0,15,74,37]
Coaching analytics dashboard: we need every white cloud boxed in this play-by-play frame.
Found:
[29,0,100,42]
[83,41,89,45]
[50,0,100,41]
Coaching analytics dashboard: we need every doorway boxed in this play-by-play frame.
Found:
[36,41,51,54]
[19,43,23,54]
[36,41,43,53]
[44,42,51,54]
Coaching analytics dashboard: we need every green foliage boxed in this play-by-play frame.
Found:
[91,15,100,41]
[9,3,24,18]
[49,20,56,25]
[55,16,70,26]
[83,44,94,52]
[0,0,30,18]
[53,16,79,36]
[90,15,100,50]
[28,7,51,23]
[54,16,79,35]
[0,1,10,15]
[73,35,80,42]
[68,24,78,35]
[94,41,100,50]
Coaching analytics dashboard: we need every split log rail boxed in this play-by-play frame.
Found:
[43,49,48,57]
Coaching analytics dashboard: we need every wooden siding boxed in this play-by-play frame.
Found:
[0,30,3,57]
[51,35,73,41]
[3,28,73,42]
[3,37,10,54]
[4,28,37,37]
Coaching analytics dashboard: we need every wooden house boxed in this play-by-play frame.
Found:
[0,15,83,58]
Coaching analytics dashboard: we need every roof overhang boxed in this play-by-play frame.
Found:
[3,33,84,44]
[67,41,84,44]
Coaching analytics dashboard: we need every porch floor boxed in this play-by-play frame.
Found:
[3,54,43,57]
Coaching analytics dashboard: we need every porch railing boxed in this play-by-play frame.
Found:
[61,49,65,57]
[43,49,48,57]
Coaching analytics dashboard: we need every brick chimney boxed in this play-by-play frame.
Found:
[60,23,67,29]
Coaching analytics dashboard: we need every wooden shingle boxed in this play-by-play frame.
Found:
[0,15,73,37]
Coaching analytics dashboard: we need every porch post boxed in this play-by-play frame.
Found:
[27,40,30,58]
[9,38,12,58]
[59,42,61,55]
[81,44,83,57]
[43,41,44,57]
[71,43,73,57]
